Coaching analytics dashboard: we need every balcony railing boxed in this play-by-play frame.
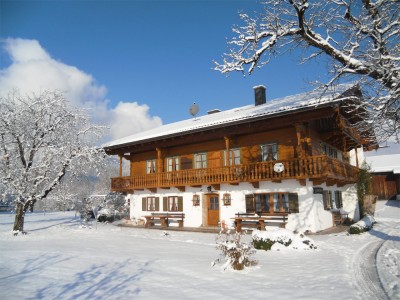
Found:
[111,155,359,192]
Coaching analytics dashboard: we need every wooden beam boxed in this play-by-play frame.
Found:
[355,146,359,168]
[312,178,326,186]
[251,182,259,188]
[211,184,220,190]
[119,155,123,177]
[224,136,230,167]
[175,186,186,192]
[156,148,163,173]
[148,188,157,193]
[297,179,306,186]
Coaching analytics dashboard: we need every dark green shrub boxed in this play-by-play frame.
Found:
[97,215,114,223]
[253,238,292,251]
[253,239,275,251]
[349,226,364,234]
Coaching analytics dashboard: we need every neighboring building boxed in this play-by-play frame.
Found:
[104,84,377,232]
[366,154,400,200]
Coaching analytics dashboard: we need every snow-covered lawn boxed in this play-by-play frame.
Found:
[0,201,399,300]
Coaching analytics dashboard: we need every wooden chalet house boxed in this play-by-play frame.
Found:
[104,84,377,232]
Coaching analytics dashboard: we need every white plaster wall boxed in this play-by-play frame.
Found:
[342,184,360,222]
[126,180,359,233]
[349,147,365,166]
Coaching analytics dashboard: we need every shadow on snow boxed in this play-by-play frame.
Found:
[32,259,152,299]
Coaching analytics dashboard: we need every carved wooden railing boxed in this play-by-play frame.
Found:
[111,155,359,191]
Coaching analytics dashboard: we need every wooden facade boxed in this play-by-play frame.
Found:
[371,174,399,200]
[107,106,373,193]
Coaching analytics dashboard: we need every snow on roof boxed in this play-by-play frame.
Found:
[104,84,356,149]
[366,154,400,174]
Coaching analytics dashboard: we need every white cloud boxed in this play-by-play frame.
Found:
[0,38,162,141]
[110,102,162,140]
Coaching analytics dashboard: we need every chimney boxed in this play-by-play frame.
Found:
[254,85,266,106]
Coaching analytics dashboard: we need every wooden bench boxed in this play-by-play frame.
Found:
[233,212,288,232]
[144,212,185,228]
[331,209,349,226]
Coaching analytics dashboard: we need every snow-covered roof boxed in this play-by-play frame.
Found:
[366,154,400,174]
[104,84,357,149]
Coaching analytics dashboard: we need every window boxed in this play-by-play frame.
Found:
[323,190,333,210]
[146,159,156,174]
[163,196,183,212]
[272,193,289,213]
[255,194,269,212]
[246,193,298,213]
[261,143,278,161]
[209,196,219,210]
[194,152,207,169]
[142,197,159,211]
[334,191,343,208]
[223,148,241,166]
[320,143,341,160]
[166,156,180,172]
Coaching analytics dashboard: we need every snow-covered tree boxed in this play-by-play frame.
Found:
[215,0,399,143]
[0,90,106,234]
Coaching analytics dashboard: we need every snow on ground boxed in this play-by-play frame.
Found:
[0,201,399,300]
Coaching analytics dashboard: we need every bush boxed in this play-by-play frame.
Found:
[252,229,317,251]
[97,215,114,223]
[349,214,375,234]
[213,230,257,271]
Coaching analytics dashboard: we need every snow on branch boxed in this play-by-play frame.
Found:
[0,89,106,232]
[214,0,399,143]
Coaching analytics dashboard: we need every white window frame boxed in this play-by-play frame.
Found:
[166,156,180,172]
[261,143,278,161]
[146,159,156,174]
[194,152,207,169]
[223,148,241,166]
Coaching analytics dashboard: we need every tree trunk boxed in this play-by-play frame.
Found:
[13,199,36,234]
[13,202,25,233]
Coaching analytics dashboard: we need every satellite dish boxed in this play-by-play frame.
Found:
[273,163,284,173]
[189,102,199,117]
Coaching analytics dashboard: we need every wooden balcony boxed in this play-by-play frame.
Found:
[111,156,359,192]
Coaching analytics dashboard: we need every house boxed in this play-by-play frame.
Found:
[366,154,400,200]
[104,84,377,233]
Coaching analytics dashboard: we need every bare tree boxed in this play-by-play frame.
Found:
[0,90,106,234]
[215,0,399,143]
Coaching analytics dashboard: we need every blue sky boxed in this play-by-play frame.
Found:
[7,0,398,156]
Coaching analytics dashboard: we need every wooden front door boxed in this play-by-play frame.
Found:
[207,194,220,226]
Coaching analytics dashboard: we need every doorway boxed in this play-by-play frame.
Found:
[206,194,220,226]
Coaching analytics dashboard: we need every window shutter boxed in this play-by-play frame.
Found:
[245,194,254,213]
[142,197,146,211]
[288,193,299,213]
[163,197,168,211]
[155,197,160,211]
[178,196,183,211]
[323,191,330,210]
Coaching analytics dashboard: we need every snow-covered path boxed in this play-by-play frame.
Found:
[374,200,400,299]
[0,201,398,300]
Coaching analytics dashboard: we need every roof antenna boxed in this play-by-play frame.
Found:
[189,102,199,118]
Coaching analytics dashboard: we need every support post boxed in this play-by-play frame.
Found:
[224,136,230,166]
[119,155,123,177]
